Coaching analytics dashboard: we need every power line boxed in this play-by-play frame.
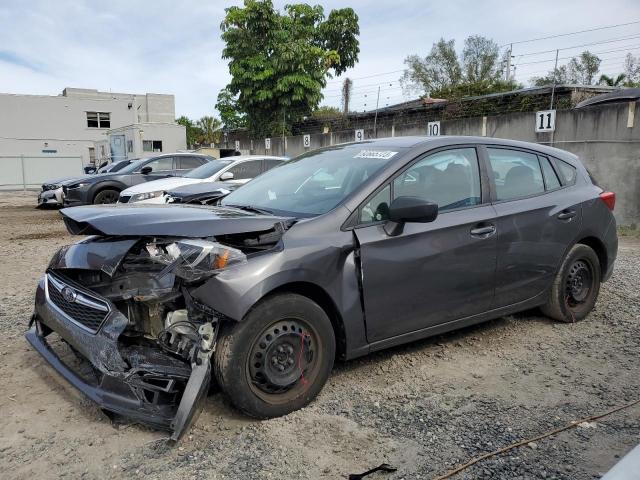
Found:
[500,20,640,47]
[515,34,640,57]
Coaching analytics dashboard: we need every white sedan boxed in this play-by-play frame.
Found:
[118,155,286,204]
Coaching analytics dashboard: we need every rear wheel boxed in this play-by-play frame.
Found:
[541,244,601,322]
[93,189,120,204]
[213,293,335,418]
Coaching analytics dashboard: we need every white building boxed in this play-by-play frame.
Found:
[0,87,186,166]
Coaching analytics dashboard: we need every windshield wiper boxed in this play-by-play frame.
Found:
[224,204,273,215]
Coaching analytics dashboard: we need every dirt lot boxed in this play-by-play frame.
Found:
[0,191,638,480]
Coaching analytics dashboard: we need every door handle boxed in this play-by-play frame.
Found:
[470,225,496,238]
[557,210,576,220]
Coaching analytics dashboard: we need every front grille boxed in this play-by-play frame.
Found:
[119,195,131,203]
[47,274,110,333]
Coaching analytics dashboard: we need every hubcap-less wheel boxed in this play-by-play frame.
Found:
[565,259,593,308]
[247,319,322,404]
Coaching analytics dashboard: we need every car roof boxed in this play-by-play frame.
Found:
[223,155,287,161]
[346,136,579,166]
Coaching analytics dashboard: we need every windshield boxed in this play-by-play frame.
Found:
[221,145,403,216]
[184,160,234,179]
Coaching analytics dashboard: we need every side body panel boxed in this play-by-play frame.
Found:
[353,205,497,342]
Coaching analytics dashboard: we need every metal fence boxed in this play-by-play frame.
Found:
[0,155,84,190]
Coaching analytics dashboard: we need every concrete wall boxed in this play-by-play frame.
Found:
[0,88,176,165]
[229,101,640,225]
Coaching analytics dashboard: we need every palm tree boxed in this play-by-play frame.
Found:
[598,73,627,86]
[197,116,223,145]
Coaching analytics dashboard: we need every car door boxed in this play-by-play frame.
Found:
[353,146,498,343]
[224,160,264,184]
[176,156,206,175]
[130,156,176,186]
[484,146,583,307]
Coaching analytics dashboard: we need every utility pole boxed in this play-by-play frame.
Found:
[505,44,512,82]
[549,49,559,110]
[373,86,381,138]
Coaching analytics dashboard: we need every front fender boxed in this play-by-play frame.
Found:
[190,241,369,359]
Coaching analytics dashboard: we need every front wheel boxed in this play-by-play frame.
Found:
[541,244,601,323]
[93,189,120,204]
[213,293,335,418]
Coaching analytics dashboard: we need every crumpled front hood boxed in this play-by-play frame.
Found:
[60,204,294,237]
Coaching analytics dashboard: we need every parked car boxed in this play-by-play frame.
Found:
[117,155,286,204]
[37,159,134,208]
[26,136,617,440]
[163,181,240,205]
[62,153,213,206]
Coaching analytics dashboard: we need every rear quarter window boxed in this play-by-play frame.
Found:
[555,159,577,186]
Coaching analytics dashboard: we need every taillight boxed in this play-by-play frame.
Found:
[599,191,615,211]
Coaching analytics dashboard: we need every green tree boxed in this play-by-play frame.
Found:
[462,35,500,83]
[533,51,602,86]
[220,0,359,136]
[400,36,516,99]
[216,87,246,130]
[598,73,627,86]
[176,116,204,149]
[197,116,223,145]
[623,53,640,86]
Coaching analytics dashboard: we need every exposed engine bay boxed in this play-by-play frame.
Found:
[27,210,292,440]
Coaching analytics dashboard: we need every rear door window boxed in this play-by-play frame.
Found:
[393,147,481,212]
[539,156,561,190]
[228,160,263,180]
[179,156,206,170]
[487,148,544,201]
[264,159,284,171]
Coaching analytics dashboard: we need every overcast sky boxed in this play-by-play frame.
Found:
[1,0,639,119]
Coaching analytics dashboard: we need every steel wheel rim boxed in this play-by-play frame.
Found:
[246,318,323,404]
[565,259,593,307]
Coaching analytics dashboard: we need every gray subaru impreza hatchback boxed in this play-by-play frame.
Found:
[27,136,617,439]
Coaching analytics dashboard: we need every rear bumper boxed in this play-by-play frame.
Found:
[602,216,618,282]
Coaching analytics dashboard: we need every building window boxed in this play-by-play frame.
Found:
[143,140,163,152]
[87,112,111,128]
[88,147,96,165]
[127,140,133,153]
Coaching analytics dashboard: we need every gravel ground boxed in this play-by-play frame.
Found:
[0,191,638,480]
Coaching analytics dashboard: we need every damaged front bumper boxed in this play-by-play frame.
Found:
[26,273,213,440]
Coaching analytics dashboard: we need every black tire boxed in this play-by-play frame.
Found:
[541,244,601,323]
[213,293,335,418]
[93,189,120,204]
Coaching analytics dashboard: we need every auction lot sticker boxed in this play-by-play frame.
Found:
[354,150,398,159]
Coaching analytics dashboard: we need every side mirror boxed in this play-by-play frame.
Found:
[140,165,153,175]
[219,171,234,181]
[384,196,438,236]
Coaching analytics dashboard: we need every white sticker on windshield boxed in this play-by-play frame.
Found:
[268,189,277,200]
[354,150,398,159]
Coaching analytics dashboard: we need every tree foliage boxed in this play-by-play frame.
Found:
[176,115,223,148]
[219,0,359,136]
[176,116,203,149]
[197,116,223,145]
[400,36,517,99]
[532,51,602,86]
[216,87,246,130]
[598,73,627,87]
[624,53,640,86]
